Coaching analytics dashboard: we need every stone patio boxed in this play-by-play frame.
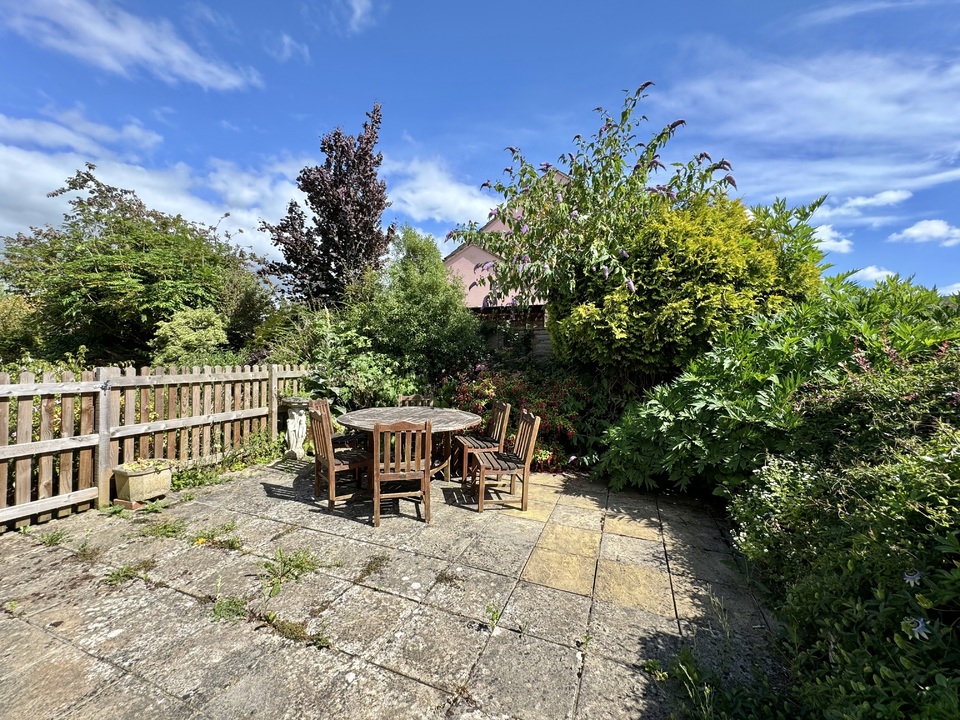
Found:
[0,461,779,719]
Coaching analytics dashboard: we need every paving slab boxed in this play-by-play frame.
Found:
[423,564,517,623]
[498,581,592,647]
[374,605,489,694]
[308,584,419,658]
[575,654,671,720]
[537,524,601,559]
[587,599,682,667]
[521,547,596,596]
[453,629,580,720]
[594,560,675,617]
[599,533,667,571]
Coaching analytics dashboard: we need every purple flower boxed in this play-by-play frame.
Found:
[522,224,530,234]
[445,231,454,241]
[488,208,498,219]
[562,229,569,235]
[602,265,610,279]
[626,278,636,293]
[540,162,552,170]
[482,296,490,309]
[521,254,530,263]
[513,208,523,221]
[907,617,930,640]
[556,193,563,203]
[570,210,579,219]
[723,174,738,190]
[648,158,666,171]
[619,248,629,259]
[698,152,712,163]
[482,261,495,271]
[903,569,923,587]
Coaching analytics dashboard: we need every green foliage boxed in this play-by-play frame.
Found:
[37,528,68,546]
[298,309,418,412]
[452,87,824,387]
[732,437,960,718]
[598,277,960,494]
[140,518,187,539]
[0,290,37,363]
[344,225,485,382]
[0,164,269,365]
[150,307,230,366]
[212,595,248,622]
[259,548,321,598]
[104,559,155,586]
[440,364,621,471]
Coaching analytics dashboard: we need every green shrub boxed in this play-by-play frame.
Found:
[597,277,960,494]
[440,364,620,471]
[150,307,234,366]
[452,88,824,389]
[344,225,484,382]
[732,436,960,718]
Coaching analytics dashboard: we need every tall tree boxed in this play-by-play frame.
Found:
[262,104,395,307]
[0,164,270,365]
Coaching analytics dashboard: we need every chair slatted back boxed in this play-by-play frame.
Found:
[513,410,541,470]
[308,399,336,471]
[486,401,511,448]
[374,421,432,481]
[397,394,434,407]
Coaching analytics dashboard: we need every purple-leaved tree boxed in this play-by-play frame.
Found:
[261,104,395,307]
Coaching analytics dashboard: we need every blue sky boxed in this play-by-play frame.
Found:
[1,0,959,293]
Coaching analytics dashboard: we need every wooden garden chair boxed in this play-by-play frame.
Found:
[455,400,511,483]
[309,399,373,510]
[397,394,434,407]
[371,420,432,527]
[468,410,540,513]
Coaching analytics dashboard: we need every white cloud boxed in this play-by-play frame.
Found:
[814,225,854,253]
[384,157,494,225]
[343,0,375,33]
[662,49,960,203]
[814,189,912,221]
[939,282,960,295]
[0,109,162,159]
[889,219,960,246]
[0,139,306,260]
[266,33,310,63]
[796,1,956,27]
[1,0,261,90]
[850,265,896,283]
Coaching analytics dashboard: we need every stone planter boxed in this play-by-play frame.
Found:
[114,463,172,503]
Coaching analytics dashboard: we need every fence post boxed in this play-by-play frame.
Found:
[95,366,112,509]
[268,364,279,442]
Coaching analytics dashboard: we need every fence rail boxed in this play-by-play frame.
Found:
[0,364,310,526]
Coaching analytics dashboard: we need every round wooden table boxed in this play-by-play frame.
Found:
[338,407,481,482]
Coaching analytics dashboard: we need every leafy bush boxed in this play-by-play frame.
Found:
[453,87,824,388]
[0,165,271,365]
[343,225,484,382]
[732,439,960,718]
[298,310,418,412]
[150,307,235,367]
[597,276,960,494]
[440,364,620,471]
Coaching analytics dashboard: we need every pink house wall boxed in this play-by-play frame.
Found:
[444,244,520,308]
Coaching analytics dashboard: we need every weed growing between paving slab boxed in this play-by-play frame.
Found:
[104,559,156,586]
[258,547,322,597]
[140,518,187,539]
[99,504,132,519]
[435,568,464,587]
[75,542,103,563]
[190,521,242,549]
[37,528,68,546]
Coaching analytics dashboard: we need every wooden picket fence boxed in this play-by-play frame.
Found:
[0,364,310,526]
